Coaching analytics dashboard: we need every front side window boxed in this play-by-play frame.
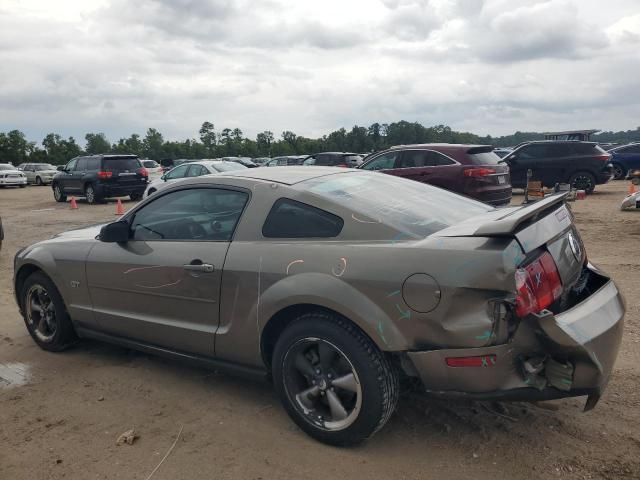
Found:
[131,188,248,241]
[361,151,398,171]
[518,144,548,159]
[66,159,78,171]
[165,164,190,180]
[262,198,344,238]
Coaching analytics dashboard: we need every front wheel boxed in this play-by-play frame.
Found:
[569,171,596,194]
[272,312,399,446]
[20,271,77,351]
[53,183,67,202]
[35,176,43,186]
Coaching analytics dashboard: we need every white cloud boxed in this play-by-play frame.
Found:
[0,0,638,144]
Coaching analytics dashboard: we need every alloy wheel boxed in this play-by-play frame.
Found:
[25,284,57,342]
[571,174,594,191]
[85,186,95,203]
[282,338,362,431]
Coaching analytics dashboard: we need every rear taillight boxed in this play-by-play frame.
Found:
[595,154,611,162]
[97,171,112,179]
[463,167,496,177]
[137,167,149,177]
[514,251,563,317]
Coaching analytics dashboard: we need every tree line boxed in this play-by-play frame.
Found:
[1,121,639,165]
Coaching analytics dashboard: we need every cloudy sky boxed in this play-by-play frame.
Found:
[1,0,639,145]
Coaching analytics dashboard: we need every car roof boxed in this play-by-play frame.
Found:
[218,166,354,185]
[516,140,597,146]
[389,143,491,150]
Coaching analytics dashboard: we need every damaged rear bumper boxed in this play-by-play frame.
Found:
[407,269,625,410]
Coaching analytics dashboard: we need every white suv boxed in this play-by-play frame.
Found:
[0,164,27,188]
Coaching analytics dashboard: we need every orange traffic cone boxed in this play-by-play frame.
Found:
[628,183,637,195]
[70,196,78,210]
[115,198,125,215]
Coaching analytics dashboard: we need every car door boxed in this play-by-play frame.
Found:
[58,158,79,192]
[540,143,572,186]
[506,144,548,187]
[427,151,464,191]
[614,144,640,173]
[394,149,438,182]
[24,165,35,183]
[85,186,250,356]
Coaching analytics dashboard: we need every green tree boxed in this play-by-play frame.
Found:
[256,131,274,156]
[199,121,217,156]
[85,132,111,154]
[143,128,164,159]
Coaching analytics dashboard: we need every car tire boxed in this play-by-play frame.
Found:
[19,184,26,188]
[20,271,77,352]
[272,311,399,446]
[130,193,143,201]
[53,183,67,202]
[35,176,43,186]
[84,184,101,204]
[569,171,597,194]
[611,163,625,180]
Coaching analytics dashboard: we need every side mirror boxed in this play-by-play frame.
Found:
[161,175,167,181]
[99,221,130,243]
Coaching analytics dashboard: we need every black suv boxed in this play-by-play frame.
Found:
[502,141,612,193]
[303,152,363,168]
[52,155,148,204]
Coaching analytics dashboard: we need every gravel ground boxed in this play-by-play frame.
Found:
[0,183,639,480]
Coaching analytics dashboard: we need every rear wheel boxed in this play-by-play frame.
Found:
[272,312,399,446]
[84,184,100,204]
[569,171,596,193]
[20,271,77,351]
[53,183,67,202]
[35,176,43,186]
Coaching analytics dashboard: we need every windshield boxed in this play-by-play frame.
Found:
[35,164,56,171]
[0,164,15,171]
[299,172,492,237]
[211,162,247,172]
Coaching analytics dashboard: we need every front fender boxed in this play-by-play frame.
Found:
[258,272,409,351]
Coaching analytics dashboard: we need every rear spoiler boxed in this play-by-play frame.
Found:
[435,192,569,239]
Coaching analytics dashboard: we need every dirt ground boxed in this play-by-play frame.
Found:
[0,183,639,480]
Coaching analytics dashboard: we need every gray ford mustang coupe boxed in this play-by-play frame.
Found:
[14,167,625,445]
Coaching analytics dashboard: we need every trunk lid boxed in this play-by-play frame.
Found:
[434,193,585,289]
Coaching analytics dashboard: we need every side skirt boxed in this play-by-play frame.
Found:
[76,327,269,383]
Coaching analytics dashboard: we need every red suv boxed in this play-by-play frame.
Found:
[359,144,512,206]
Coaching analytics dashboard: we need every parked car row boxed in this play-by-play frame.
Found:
[0,163,27,188]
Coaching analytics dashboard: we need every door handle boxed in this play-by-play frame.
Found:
[183,263,215,273]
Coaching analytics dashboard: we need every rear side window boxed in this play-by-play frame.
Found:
[103,157,141,172]
[143,160,159,168]
[547,144,572,157]
[86,158,100,170]
[76,158,88,171]
[399,150,437,168]
[571,143,602,155]
[262,198,344,238]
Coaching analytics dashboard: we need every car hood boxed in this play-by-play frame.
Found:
[52,223,105,240]
[1,169,23,174]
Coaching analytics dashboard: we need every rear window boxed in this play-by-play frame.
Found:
[299,172,491,238]
[103,157,141,171]
[467,147,502,165]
